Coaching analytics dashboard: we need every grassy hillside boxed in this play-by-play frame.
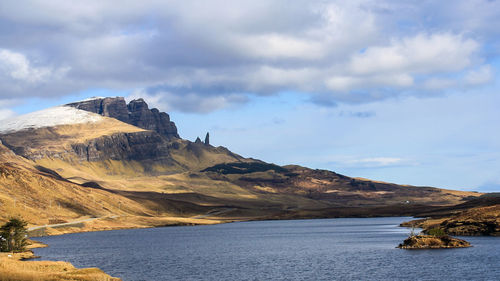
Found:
[0,115,484,235]
[401,196,500,236]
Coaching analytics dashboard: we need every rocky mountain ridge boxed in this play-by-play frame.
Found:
[66,97,179,139]
[0,96,487,234]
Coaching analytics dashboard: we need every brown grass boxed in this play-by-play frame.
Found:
[0,253,120,281]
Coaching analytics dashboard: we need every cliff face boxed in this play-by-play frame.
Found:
[71,131,172,163]
[67,97,179,139]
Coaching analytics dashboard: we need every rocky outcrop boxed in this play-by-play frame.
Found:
[66,97,179,139]
[67,97,129,122]
[398,235,471,249]
[127,99,179,139]
[71,131,173,163]
[204,132,210,145]
[193,133,210,146]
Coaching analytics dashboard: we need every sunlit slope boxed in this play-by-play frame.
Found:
[0,143,150,225]
[202,162,481,206]
[0,101,483,229]
[0,115,314,220]
[0,143,233,233]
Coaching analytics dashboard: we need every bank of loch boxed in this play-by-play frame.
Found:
[0,240,120,281]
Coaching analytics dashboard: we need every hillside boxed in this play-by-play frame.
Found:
[401,196,500,236]
[0,97,483,234]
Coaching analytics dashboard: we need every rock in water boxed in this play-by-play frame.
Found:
[398,235,471,249]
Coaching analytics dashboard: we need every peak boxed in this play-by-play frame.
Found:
[68,96,126,104]
[204,132,210,145]
[75,96,106,102]
[66,96,179,139]
[128,98,149,111]
[130,98,146,103]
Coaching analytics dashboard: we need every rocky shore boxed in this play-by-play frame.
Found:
[401,204,500,236]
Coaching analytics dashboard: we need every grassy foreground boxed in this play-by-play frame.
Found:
[0,241,120,281]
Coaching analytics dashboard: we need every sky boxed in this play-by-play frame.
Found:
[0,0,499,191]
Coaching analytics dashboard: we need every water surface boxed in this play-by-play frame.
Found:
[33,217,500,280]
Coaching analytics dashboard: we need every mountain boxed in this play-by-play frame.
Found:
[0,97,482,234]
[66,97,179,139]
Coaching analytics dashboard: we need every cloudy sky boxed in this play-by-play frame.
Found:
[0,0,499,191]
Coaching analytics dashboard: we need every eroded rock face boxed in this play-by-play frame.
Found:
[204,132,210,145]
[67,97,179,139]
[127,99,179,139]
[71,131,172,162]
[67,97,129,122]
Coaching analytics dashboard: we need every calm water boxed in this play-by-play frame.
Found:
[33,217,499,281]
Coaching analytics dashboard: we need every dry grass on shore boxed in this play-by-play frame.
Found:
[0,254,120,281]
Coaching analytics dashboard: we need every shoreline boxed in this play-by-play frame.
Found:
[10,216,238,280]
[21,214,495,280]
[24,215,413,280]
[0,239,121,281]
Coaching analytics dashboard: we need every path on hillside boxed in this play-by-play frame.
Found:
[28,215,119,232]
[191,208,236,219]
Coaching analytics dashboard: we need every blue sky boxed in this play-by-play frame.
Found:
[0,0,499,191]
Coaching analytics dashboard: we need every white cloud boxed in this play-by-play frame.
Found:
[353,157,404,167]
[326,73,413,92]
[0,1,497,111]
[236,34,326,60]
[349,33,478,75]
[465,65,493,85]
[127,89,249,114]
[422,78,457,90]
[0,49,51,83]
[323,33,482,94]
[326,155,414,168]
[0,109,15,120]
[0,48,70,96]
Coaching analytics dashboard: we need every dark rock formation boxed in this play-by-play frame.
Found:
[195,137,202,144]
[398,235,471,249]
[204,132,210,146]
[71,131,172,162]
[67,97,129,122]
[66,97,179,139]
[127,99,179,139]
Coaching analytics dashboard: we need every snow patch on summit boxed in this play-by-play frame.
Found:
[0,106,103,133]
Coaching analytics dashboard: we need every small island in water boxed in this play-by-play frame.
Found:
[398,234,471,249]
[398,227,471,249]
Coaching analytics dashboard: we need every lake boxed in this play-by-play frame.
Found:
[33,217,500,281]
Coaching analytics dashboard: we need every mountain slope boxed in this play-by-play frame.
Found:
[0,97,483,233]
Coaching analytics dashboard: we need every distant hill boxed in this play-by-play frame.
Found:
[0,97,484,234]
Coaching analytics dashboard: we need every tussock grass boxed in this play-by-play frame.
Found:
[0,256,120,281]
